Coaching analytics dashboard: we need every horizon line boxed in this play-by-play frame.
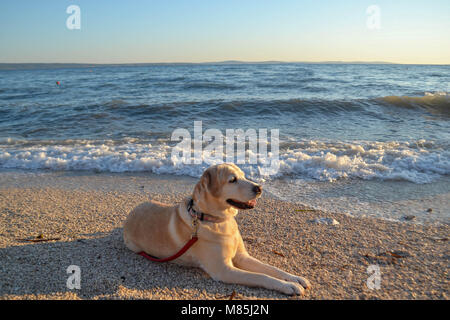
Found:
[0,60,449,66]
[0,61,449,71]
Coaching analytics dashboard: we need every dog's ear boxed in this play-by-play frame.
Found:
[193,166,221,202]
[201,166,220,197]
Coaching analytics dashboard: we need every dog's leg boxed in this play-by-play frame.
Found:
[123,234,142,253]
[233,253,311,289]
[201,260,305,295]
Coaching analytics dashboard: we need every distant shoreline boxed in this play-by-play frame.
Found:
[1,61,449,71]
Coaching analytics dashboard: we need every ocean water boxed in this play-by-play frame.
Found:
[0,63,449,223]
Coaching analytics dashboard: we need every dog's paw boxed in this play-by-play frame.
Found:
[279,281,305,296]
[286,275,311,290]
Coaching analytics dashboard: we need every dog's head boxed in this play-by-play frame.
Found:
[193,163,262,217]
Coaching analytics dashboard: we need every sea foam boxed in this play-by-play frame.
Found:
[0,138,448,184]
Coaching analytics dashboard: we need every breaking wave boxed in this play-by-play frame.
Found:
[0,138,448,184]
[378,92,449,117]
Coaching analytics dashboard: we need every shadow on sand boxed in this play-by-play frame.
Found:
[0,228,261,299]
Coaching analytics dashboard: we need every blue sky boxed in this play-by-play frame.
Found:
[0,0,449,64]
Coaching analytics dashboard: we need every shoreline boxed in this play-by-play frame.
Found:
[0,172,448,299]
[1,169,448,226]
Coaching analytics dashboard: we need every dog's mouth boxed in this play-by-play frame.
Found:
[226,198,257,210]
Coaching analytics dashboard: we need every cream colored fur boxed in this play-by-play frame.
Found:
[123,163,311,295]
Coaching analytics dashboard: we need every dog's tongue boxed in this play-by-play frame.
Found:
[248,199,257,206]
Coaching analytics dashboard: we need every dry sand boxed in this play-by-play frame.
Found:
[0,172,448,300]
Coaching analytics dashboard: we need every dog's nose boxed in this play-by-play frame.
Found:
[253,185,262,195]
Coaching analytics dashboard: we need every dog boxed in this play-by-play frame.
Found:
[123,163,311,295]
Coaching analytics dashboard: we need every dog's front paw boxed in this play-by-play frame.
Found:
[286,275,311,290]
[279,281,305,296]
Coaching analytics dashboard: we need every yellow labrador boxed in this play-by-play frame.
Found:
[123,163,311,295]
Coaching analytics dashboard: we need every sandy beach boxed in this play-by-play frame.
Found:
[0,171,448,300]
[1,0,449,304]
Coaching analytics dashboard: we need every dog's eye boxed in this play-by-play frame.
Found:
[229,177,237,183]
